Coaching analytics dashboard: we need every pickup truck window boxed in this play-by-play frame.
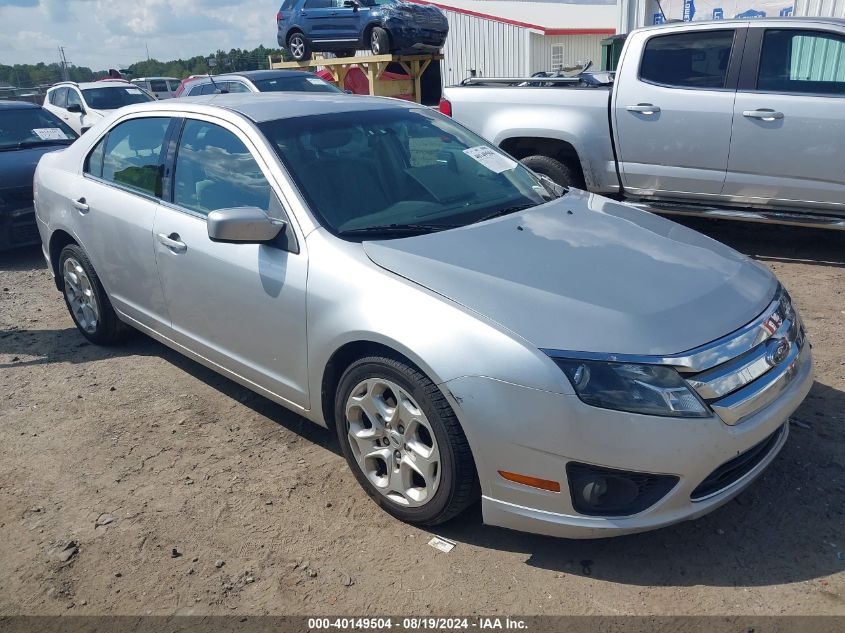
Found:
[640,30,734,89]
[758,29,845,96]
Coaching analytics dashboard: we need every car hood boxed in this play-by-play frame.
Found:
[362,190,777,356]
[0,145,67,191]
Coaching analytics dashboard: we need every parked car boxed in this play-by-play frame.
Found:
[173,75,209,98]
[441,17,845,230]
[277,0,448,61]
[180,70,341,96]
[131,77,181,99]
[0,101,77,250]
[34,93,812,538]
[43,80,155,135]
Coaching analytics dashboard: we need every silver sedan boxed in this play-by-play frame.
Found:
[33,94,813,537]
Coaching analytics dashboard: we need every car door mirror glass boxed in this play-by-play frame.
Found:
[207,207,286,244]
[67,104,84,114]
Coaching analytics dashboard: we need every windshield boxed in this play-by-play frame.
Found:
[259,108,559,237]
[82,86,154,110]
[252,75,341,93]
[0,107,78,150]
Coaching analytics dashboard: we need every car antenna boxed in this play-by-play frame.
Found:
[206,57,228,94]
[654,0,668,22]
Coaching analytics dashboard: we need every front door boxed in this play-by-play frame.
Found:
[612,28,743,198]
[723,27,845,212]
[76,116,172,332]
[152,117,309,408]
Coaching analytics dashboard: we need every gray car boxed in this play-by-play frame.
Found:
[33,93,813,538]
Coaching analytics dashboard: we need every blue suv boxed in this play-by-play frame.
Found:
[277,0,448,61]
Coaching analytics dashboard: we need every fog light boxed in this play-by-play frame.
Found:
[567,463,678,517]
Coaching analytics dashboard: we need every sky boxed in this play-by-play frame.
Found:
[0,0,278,69]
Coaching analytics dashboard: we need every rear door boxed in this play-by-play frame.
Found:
[76,116,173,332]
[152,117,309,407]
[724,25,845,212]
[301,0,337,41]
[328,0,362,41]
[612,27,745,198]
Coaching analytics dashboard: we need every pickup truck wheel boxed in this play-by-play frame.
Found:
[335,356,479,526]
[59,244,130,345]
[370,27,390,55]
[521,155,585,189]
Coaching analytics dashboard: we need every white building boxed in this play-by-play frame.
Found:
[418,0,618,86]
[424,0,845,86]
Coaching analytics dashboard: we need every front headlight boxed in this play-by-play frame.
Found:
[554,359,710,418]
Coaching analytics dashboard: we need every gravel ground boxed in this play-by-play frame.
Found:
[0,218,843,616]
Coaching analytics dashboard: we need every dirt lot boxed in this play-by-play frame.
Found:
[0,219,843,617]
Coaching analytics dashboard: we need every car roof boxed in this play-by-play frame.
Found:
[192,70,320,84]
[136,92,416,122]
[0,100,39,110]
[49,80,135,91]
[132,77,179,81]
[637,16,845,32]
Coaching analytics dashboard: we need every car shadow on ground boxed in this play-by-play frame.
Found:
[671,217,845,268]
[0,244,46,272]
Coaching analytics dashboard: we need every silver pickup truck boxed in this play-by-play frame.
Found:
[440,17,845,230]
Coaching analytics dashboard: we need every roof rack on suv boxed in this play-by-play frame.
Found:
[51,81,79,88]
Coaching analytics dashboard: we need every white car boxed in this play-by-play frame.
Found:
[131,77,181,100]
[43,80,154,135]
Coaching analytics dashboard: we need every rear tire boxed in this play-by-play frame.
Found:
[370,27,390,55]
[335,50,356,59]
[58,244,129,345]
[520,154,585,189]
[287,32,310,62]
[335,355,479,526]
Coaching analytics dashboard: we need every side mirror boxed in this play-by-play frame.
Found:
[67,104,84,114]
[207,207,286,244]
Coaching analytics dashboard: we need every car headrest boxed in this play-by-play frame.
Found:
[128,132,162,153]
[308,126,355,151]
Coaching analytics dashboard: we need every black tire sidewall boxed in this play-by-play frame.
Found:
[334,358,458,524]
[288,33,309,61]
[520,154,584,189]
[370,27,390,55]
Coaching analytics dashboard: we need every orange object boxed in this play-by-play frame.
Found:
[498,470,561,493]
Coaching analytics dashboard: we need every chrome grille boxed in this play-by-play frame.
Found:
[677,287,808,426]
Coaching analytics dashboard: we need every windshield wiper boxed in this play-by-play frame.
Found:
[472,203,538,224]
[1,140,73,151]
[338,223,459,237]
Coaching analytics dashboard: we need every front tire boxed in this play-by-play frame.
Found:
[520,154,585,189]
[335,356,478,525]
[287,32,310,62]
[370,27,390,55]
[59,244,129,345]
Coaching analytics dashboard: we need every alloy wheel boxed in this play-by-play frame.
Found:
[63,256,100,334]
[345,378,441,507]
[289,35,306,59]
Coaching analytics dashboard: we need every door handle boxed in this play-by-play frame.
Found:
[73,197,89,213]
[742,109,784,121]
[626,103,660,115]
[157,232,187,253]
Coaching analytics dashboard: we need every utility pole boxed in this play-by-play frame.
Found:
[145,43,151,61]
[58,47,70,81]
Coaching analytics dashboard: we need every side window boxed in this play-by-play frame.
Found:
[84,137,106,178]
[149,80,168,93]
[50,88,68,108]
[225,81,251,93]
[304,0,331,8]
[167,80,181,92]
[66,89,82,109]
[101,117,171,197]
[758,29,845,95]
[173,120,272,216]
[281,0,297,8]
[640,30,735,89]
[187,84,205,96]
[200,83,217,95]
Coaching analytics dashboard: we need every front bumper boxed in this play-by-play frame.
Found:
[0,206,40,251]
[443,343,813,539]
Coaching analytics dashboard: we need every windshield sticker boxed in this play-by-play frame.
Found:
[306,77,324,85]
[126,88,143,94]
[463,146,518,174]
[32,128,69,141]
